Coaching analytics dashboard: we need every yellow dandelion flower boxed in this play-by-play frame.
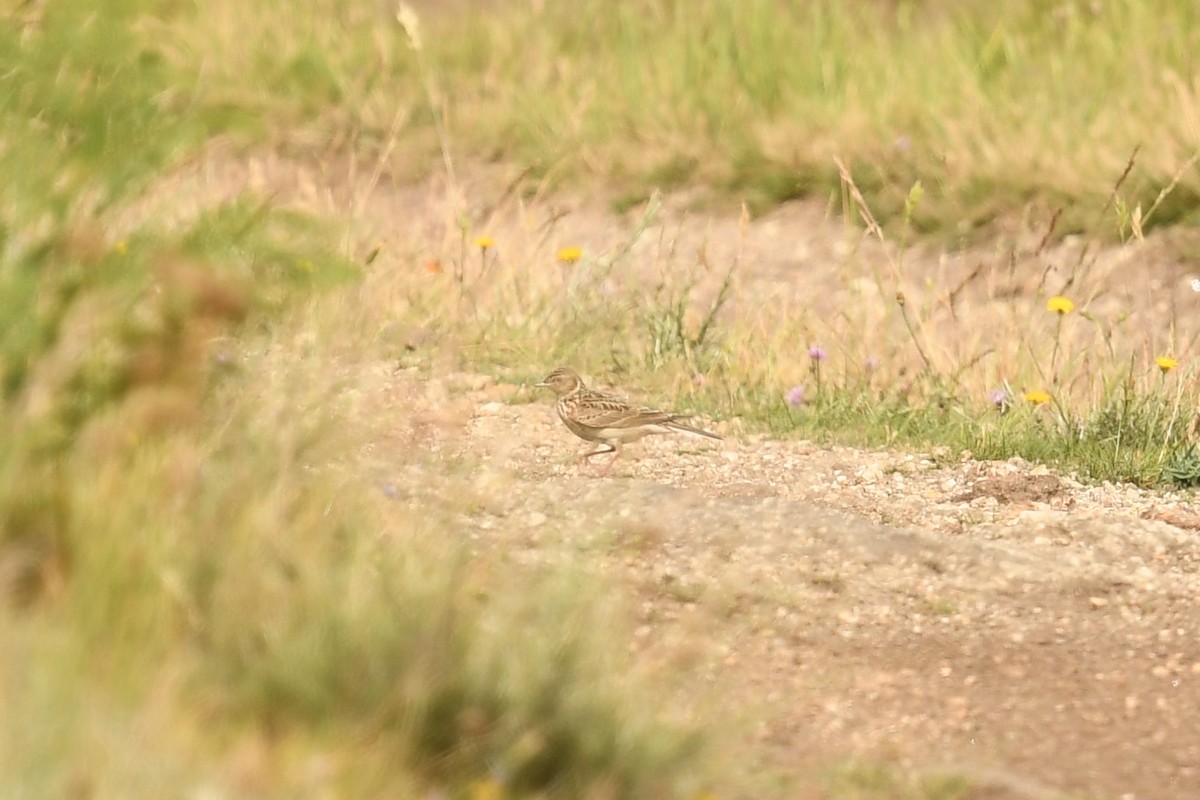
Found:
[1023,389,1052,405]
[1046,295,1075,315]
[468,779,505,800]
[474,235,494,250]
[1155,355,1179,373]
[114,240,129,256]
[556,246,583,264]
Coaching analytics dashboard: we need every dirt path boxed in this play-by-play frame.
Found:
[357,356,1200,799]
[389,376,1197,800]
[147,151,1200,798]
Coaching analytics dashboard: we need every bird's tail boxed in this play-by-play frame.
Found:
[667,419,722,440]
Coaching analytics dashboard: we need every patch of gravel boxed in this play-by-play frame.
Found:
[371,368,1200,800]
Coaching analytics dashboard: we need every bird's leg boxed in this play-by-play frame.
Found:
[598,442,622,476]
[578,443,616,462]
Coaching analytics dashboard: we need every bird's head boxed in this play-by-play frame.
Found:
[534,366,583,396]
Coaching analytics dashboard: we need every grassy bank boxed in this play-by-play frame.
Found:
[387,182,1199,488]
[181,0,1200,235]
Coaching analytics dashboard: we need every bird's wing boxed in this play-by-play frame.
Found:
[571,392,675,429]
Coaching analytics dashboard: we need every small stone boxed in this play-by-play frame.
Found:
[1089,596,1109,609]
[527,511,547,527]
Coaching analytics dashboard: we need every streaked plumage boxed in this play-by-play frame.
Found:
[534,367,720,472]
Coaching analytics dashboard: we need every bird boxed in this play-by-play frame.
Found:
[534,366,721,473]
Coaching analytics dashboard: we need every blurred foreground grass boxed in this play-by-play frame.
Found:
[0,2,704,797]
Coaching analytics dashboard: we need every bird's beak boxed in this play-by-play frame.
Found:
[534,380,549,388]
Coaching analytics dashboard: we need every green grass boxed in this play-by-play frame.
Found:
[178,0,1200,237]
[823,761,976,800]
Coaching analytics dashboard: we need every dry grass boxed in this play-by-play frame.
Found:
[1,4,708,795]
[5,1,1200,798]
[179,0,1200,234]
[0,267,710,797]
[331,148,1199,484]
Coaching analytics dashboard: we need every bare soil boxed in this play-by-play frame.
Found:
[155,150,1200,799]
[460,395,1200,800]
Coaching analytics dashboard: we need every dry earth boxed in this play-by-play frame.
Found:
[364,367,1200,800]
[146,150,1200,799]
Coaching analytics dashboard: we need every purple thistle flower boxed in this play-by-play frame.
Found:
[988,388,1012,409]
[786,385,807,407]
[864,355,880,372]
[807,344,827,362]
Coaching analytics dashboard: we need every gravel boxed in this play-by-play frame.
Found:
[369,372,1200,800]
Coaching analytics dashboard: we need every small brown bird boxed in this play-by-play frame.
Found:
[534,366,721,473]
